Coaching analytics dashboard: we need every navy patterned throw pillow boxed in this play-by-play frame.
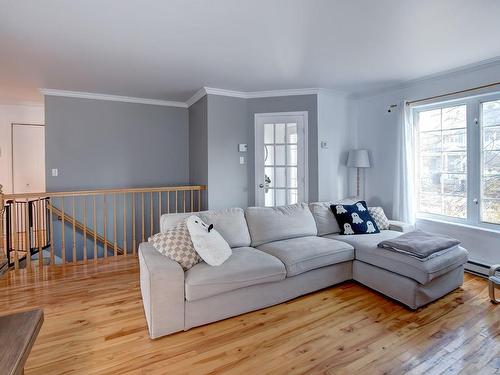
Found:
[330,201,380,235]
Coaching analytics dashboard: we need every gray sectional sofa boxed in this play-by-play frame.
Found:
[139,202,469,339]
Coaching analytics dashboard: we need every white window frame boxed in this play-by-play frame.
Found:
[413,91,500,232]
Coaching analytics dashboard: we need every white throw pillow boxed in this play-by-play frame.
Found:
[368,206,390,230]
[186,215,232,266]
[148,220,201,270]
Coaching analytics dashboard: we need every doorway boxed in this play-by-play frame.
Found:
[11,123,46,194]
[254,112,308,206]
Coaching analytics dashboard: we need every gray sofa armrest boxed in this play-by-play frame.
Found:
[388,220,414,233]
[139,242,185,339]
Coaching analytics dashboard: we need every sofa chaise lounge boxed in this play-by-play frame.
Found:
[139,203,469,339]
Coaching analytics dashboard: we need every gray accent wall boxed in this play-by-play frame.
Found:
[188,93,326,208]
[188,96,208,187]
[207,95,248,209]
[45,96,189,191]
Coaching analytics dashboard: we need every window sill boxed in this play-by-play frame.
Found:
[416,216,500,235]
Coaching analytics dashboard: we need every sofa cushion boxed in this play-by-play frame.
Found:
[160,212,193,232]
[245,203,317,246]
[309,197,360,236]
[326,231,469,284]
[257,236,354,277]
[199,208,251,248]
[185,247,286,301]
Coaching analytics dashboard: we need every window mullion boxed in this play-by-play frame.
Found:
[466,99,480,225]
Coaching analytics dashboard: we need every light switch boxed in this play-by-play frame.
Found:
[238,144,248,152]
[239,156,245,164]
[51,168,58,177]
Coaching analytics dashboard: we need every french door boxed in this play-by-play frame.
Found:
[255,112,308,207]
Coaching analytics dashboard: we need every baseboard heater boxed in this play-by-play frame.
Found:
[465,261,490,278]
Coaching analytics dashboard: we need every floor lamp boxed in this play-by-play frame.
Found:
[347,149,371,197]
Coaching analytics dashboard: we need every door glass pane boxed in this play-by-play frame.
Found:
[275,123,286,143]
[265,167,274,187]
[264,145,274,166]
[286,123,297,143]
[287,145,297,166]
[275,145,286,165]
[275,167,286,187]
[287,167,297,188]
[275,189,286,206]
[265,189,274,206]
[288,189,298,205]
[264,124,274,143]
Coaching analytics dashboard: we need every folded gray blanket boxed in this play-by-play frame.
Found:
[378,230,461,260]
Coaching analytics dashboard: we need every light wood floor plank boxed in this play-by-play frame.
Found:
[0,258,498,374]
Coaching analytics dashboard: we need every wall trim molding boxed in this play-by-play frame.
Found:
[40,86,343,109]
[186,86,326,107]
[40,89,188,108]
[185,87,208,107]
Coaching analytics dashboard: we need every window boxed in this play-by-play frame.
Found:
[414,93,500,229]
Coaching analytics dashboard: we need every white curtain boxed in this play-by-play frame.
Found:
[393,100,416,224]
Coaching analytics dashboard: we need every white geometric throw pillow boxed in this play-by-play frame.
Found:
[368,206,390,230]
[148,220,201,270]
[186,215,232,266]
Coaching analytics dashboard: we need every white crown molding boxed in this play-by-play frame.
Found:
[185,86,326,107]
[39,86,345,110]
[39,89,187,108]
[185,87,208,107]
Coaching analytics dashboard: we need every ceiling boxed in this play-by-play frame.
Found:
[1,0,500,104]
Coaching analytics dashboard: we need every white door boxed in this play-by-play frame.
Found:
[12,123,46,193]
[255,112,308,206]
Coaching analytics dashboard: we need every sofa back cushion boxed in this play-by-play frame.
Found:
[160,212,193,232]
[245,203,317,246]
[160,208,251,248]
[199,208,251,248]
[309,197,360,236]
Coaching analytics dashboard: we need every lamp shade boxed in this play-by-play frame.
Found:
[347,149,371,168]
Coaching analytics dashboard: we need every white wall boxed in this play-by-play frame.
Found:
[351,60,500,268]
[0,104,45,194]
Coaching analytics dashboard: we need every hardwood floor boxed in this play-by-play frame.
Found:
[0,258,498,374]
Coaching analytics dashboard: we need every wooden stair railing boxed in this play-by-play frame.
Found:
[1,184,207,271]
[48,203,124,255]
